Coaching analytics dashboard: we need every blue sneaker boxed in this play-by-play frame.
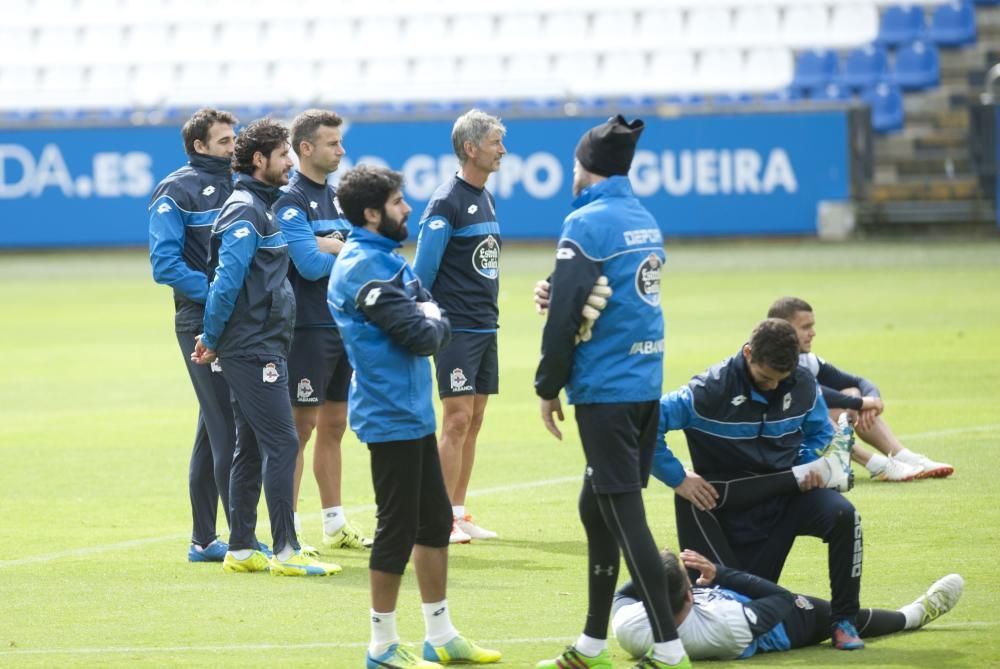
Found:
[188,539,228,562]
[367,643,441,668]
[831,618,865,650]
[257,541,273,558]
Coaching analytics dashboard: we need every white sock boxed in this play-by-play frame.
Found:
[866,452,889,475]
[230,548,253,560]
[275,543,295,561]
[573,633,606,657]
[452,505,465,520]
[323,506,346,535]
[422,599,459,646]
[792,459,832,486]
[294,512,303,535]
[898,601,924,629]
[651,639,687,664]
[369,609,399,657]
[893,448,920,465]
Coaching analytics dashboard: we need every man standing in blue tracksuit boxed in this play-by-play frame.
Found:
[192,118,338,578]
[274,109,371,552]
[651,319,866,651]
[327,165,500,668]
[148,107,237,563]
[534,115,691,669]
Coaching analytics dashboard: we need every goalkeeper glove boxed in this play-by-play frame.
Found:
[575,275,612,344]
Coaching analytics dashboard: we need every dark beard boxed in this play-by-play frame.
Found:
[378,211,408,242]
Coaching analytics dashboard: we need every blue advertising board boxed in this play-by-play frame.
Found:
[0,111,849,248]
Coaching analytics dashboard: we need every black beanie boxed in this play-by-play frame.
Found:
[575,114,645,177]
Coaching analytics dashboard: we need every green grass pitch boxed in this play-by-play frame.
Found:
[0,240,998,668]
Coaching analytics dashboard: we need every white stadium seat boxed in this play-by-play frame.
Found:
[649,50,699,94]
[687,7,734,48]
[635,8,686,51]
[1,0,965,114]
[781,5,832,49]
[733,6,782,48]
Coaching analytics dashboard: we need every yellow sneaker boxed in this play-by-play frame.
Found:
[423,635,501,664]
[269,551,342,576]
[222,550,270,574]
[322,521,374,549]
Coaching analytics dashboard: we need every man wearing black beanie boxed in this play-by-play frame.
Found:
[534,116,691,669]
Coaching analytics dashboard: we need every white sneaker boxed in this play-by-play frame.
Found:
[911,454,955,479]
[911,574,964,627]
[449,521,472,544]
[299,542,321,558]
[821,414,855,492]
[872,456,921,482]
[455,514,497,540]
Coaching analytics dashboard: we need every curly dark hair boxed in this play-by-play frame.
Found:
[767,296,813,321]
[181,108,238,155]
[335,165,404,227]
[231,118,289,175]
[749,318,801,373]
[290,109,343,158]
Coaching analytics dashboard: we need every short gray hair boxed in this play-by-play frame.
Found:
[451,109,506,164]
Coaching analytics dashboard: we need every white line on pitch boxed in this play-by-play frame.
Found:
[3,422,992,571]
[0,636,574,656]
[898,424,1000,441]
[3,624,997,657]
[0,476,582,570]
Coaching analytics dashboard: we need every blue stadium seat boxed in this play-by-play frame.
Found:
[928,1,977,46]
[714,92,753,106]
[864,83,905,133]
[841,45,889,90]
[792,49,838,90]
[518,98,562,112]
[761,87,804,103]
[664,93,706,106]
[812,82,852,102]
[893,39,941,90]
[877,5,926,47]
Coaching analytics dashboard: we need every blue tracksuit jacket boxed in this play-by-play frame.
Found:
[651,350,834,488]
[201,173,295,357]
[273,171,352,329]
[327,227,451,444]
[535,176,665,404]
[148,153,233,332]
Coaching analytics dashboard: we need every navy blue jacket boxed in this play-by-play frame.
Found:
[148,153,233,332]
[535,176,666,404]
[653,350,833,485]
[652,351,833,543]
[201,173,295,357]
[328,227,451,444]
[413,174,500,331]
[273,172,351,329]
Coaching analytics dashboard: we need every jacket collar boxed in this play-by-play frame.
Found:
[289,170,327,191]
[188,152,232,177]
[732,347,798,404]
[234,173,282,207]
[571,175,634,209]
[348,226,402,252]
